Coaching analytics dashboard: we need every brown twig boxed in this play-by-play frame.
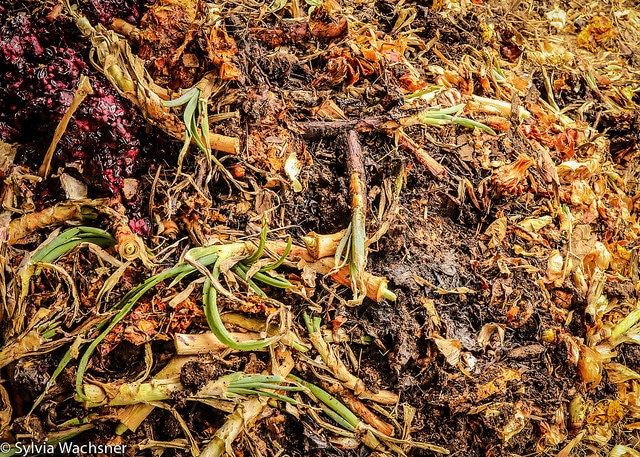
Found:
[396,132,447,178]
[297,118,446,178]
[296,117,396,139]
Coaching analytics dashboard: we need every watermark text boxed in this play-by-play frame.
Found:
[1,441,127,455]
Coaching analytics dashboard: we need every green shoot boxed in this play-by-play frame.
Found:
[74,232,292,399]
[202,272,278,351]
[76,243,244,400]
[414,105,497,135]
[288,374,360,428]
[305,0,324,15]
[232,222,292,295]
[84,372,300,407]
[243,220,268,264]
[162,87,239,188]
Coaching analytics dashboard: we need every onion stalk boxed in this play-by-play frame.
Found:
[303,312,399,405]
[289,374,449,455]
[76,235,292,400]
[402,103,497,135]
[83,372,301,408]
[162,82,240,188]
[610,308,640,345]
[2,227,115,369]
[333,131,369,305]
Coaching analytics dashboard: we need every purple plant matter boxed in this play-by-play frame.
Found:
[0,2,177,213]
[81,0,144,26]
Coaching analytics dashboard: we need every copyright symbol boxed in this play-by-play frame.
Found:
[0,442,12,454]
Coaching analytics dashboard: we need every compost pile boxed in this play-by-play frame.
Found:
[2,0,640,455]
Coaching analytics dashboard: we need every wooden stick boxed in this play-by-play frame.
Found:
[396,132,446,178]
[297,118,445,178]
[297,118,398,139]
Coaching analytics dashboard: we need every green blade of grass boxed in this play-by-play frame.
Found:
[260,236,292,272]
[226,387,298,404]
[32,227,115,263]
[230,375,283,385]
[451,118,497,135]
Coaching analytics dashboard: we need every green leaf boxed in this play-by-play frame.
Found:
[202,265,277,351]
[161,87,199,107]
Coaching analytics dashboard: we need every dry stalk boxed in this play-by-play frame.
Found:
[396,131,446,178]
[199,349,295,457]
[173,332,262,355]
[39,75,93,178]
[199,397,266,457]
[339,130,368,304]
[98,203,155,267]
[8,199,105,244]
[321,381,396,436]
[304,313,399,405]
[302,229,348,260]
[116,356,194,434]
[264,241,396,302]
[314,257,396,302]
[67,3,239,154]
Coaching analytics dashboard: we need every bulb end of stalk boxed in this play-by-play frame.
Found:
[303,230,348,260]
[381,288,397,301]
[541,328,556,343]
[302,235,317,255]
[115,423,129,435]
[373,277,396,302]
[79,383,107,408]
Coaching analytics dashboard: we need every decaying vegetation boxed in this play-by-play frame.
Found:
[1,0,640,455]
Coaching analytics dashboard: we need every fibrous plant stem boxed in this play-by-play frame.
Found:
[83,371,299,408]
[303,312,399,405]
[338,130,368,304]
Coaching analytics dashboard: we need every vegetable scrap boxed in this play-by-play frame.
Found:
[1,0,640,456]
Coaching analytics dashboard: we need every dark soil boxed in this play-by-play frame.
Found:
[2,0,640,456]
